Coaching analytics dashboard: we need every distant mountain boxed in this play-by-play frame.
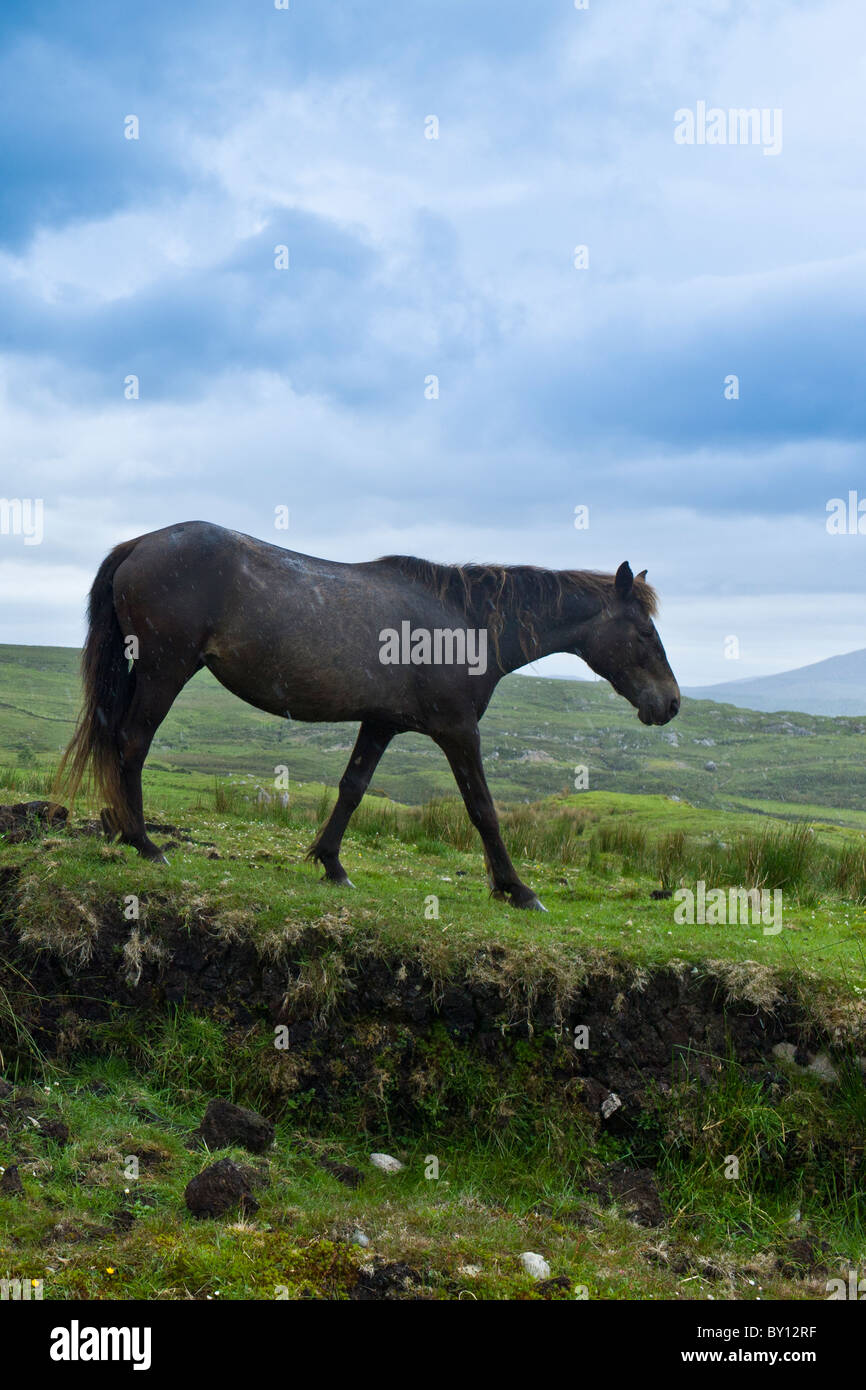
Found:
[684,648,866,717]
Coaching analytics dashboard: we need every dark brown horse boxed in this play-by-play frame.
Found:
[58,520,680,909]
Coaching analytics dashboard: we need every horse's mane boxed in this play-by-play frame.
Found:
[375,556,658,620]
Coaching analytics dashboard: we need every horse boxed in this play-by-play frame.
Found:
[57,520,680,910]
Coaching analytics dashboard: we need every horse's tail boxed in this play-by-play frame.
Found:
[54,538,140,816]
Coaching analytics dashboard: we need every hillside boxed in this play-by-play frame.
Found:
[684,648,866,717]
[2,642,866,822]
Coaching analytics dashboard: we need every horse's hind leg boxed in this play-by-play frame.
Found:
[307,720,395,884]
[107,662,198,861]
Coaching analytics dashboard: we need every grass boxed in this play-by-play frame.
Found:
[1,1037,863,1301]
[4,638,866,816]
[2,708,866,1299]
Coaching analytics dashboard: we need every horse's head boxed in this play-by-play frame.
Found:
[576,562,680,726]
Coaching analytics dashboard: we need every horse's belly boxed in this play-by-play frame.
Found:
[204,648,416,725]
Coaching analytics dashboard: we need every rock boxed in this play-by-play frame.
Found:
[352,1228,370,1247]
[370,1153,403,1173]
[184,1159,261,1219]
[806,1052,838,1084]
[538,1275,572,1296]
[190,1099,274,1154]
[580,1078,624,1125]
[600,1092,623,1120]
[772,1043,839,1084]
[0,1163,24,1195]
[318,1157,364,1189]
[704,761,717,772]
[519,1252,551,1280]
[39,1119,69,1145]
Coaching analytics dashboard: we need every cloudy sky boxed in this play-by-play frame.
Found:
[1,0,865,686]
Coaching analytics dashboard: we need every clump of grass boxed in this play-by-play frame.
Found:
[655,831,687,890]
[0,763,59,798]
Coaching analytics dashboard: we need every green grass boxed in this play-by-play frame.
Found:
[5,775,865,999]
[2,1036,863,1301]
[4,639,866,816]
[2,646,866,1301]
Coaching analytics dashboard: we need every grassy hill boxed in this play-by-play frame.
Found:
[2,773,866,1301]
[3,642,866,826]
[3,643,866,1302]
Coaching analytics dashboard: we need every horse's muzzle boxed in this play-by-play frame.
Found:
[638,691,681,725]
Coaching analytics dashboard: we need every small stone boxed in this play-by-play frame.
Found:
[519,1252,551,1280]
[370,1153,403,1173]
[318,1157,364,1189]
[771,1042,797,1064]
[352,1228,370,1247]
[0,1164,24,1196]
[601,1092,622,1120]
[806,1052,838,1084]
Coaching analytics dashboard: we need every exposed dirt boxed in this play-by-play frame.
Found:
[0,800,67,842]
[586,1162,666,1227]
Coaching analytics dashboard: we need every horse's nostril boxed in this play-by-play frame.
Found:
[669,697,680,718]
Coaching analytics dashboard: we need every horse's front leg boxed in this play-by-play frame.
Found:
[434,724,546,911]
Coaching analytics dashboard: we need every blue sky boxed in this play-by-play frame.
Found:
[1,0,865,685]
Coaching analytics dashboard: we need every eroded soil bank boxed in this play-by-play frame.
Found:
[0,856,856,1134]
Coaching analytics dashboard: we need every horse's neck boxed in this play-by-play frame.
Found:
[478,585,604,677]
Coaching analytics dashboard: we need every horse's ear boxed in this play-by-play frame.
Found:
[614,561,633,600]
[636,569,648,582]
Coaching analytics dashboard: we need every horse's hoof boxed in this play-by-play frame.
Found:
[140,847,169,864]
[517,896,547,912]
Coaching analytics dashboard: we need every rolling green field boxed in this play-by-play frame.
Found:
[3,641,866,822]
[1,645,866,1301]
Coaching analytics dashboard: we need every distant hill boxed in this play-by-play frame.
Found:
[684,648,866,717]
[3,643,866,822]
